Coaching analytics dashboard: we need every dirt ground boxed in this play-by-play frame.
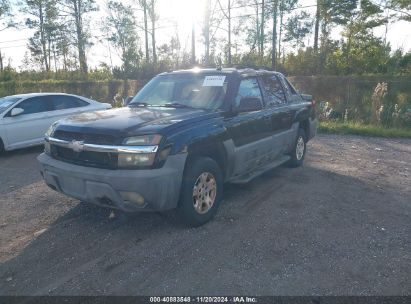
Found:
[0,134,410,295]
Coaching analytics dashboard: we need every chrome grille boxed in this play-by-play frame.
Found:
[53,130,116,145]
[51,145,117,169]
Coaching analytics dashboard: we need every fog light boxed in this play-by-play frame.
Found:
[118,153,155,168]
[120,191,145,206]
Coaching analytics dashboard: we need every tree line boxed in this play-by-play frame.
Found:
[0,0,410,80]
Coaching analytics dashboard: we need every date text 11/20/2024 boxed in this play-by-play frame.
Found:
[149,296,257,303]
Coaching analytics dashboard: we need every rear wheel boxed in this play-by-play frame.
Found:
[177,157,223,227]
[287,129,307,167]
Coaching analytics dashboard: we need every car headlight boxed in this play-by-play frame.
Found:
[118,153,156,168]
[44,123,58,155]
[45,122,58,138]
[119,134,163,168]
[123,134,162,146]
[44,141,51,155]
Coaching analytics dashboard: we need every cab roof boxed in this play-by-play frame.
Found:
[163,67,283,78]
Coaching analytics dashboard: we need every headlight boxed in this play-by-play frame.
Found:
[123,134,162,146]
[119,134,163,168]
[45,122,58,137]
[118,153,156,168]
[44,141,51,154]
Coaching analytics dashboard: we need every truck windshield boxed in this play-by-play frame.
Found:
[0,97,21,114]
[129,74,228,110]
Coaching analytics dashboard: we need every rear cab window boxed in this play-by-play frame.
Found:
[261,75,287,106]
[279,75,301,103]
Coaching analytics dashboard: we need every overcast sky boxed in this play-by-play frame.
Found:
[1,0,410,70]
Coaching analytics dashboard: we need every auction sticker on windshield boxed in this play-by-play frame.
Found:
[203,76,226,87]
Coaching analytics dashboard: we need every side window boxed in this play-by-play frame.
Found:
[235,77,263,107]
[12,96,52,115]
[51,95,89,110]
[261,75,286,106]
[281,76,298,97]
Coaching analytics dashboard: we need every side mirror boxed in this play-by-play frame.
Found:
[124,96,134,106]
[11,108,24,117]
[237,97,262,113]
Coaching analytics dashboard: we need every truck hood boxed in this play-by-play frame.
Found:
[54,106,219,138]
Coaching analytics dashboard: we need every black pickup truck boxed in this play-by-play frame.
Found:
[38,68,318,226]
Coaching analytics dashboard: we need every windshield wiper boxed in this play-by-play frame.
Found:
[130,102,195,109]
[162,102,194,109]
[130,102,150,107]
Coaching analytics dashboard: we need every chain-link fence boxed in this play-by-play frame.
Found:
[0,79,141,105]
[289,76,411,128]
[1,76,410,128]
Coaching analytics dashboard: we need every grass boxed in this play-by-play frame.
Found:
[319,121,411,138]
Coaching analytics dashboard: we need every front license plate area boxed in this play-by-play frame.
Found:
[60,175,86,197]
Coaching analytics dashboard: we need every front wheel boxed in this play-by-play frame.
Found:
[0,138,4,155]
[287,129,307,167]
[177,157,223,227]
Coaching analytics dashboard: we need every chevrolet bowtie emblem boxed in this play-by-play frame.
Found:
[68,140,84,152]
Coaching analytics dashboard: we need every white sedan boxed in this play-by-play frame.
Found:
[0,93,112,152]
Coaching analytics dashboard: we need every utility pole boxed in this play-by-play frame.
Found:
[0,50,3,72]
[260,0,265,58]
[150,0,157,64]
[256,2,260,54]
[217,0,232,65]
[278,0,284,60]
[191,20,196,64]
[228,0,232,65]
[204,0,211,65]
[143,0,150,62]
[313,0,320,53]
[106,33,114,70]
[271,0,278,69]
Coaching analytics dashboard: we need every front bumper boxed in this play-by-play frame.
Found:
[38,153,187,212]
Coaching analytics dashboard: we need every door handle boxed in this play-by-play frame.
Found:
[286,111,294,119]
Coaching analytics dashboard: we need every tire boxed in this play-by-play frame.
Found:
[0,138,4,155]
[287,128,307,167]
[177,157,223,227]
